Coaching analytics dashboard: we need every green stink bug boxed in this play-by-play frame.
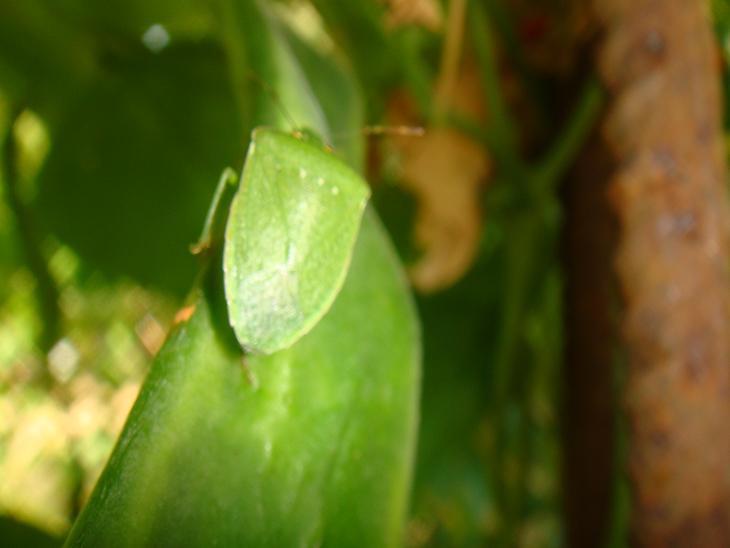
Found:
[223,127,370,355]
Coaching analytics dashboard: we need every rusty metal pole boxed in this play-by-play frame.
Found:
[593,0,730,544]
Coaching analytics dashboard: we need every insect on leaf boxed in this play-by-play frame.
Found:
[224,127,371,354]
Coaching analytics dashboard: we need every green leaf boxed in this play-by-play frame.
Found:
[0,1,96,110]
[63,210,420,548]
[223,128,370,354]
[64,3,420,546]
[216,0,330,139]
[0,516,62,548]
[35,42,243,295]
[307,0,394,110]
[307,0,436,118]
[282,27,365,171]
[47,0,213,41]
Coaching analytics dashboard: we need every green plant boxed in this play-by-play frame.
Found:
[3,1,730,547]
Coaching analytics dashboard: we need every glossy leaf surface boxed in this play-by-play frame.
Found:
[64,210,419,547]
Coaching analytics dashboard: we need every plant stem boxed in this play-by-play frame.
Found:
[467,0,523,179]
[481,0,549,129]
[467,2,602,542]
[434,0,467,119]
[2,107,60,355]
[490,210,541,543]
[534,79,603,192]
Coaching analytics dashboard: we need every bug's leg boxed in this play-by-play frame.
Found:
[191,167,238,255]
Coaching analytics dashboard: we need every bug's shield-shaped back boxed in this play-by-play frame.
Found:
[224,128,370,354]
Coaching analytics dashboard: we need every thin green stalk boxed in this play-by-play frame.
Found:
[401,30,437,120]
[215,0,254,133]
[467,0,523,179]
[490,212,541,543]
[534,79,603,192]
[468,4,601,539]
[2,107,60,356]
[481,0,550,128]
[466,5,540,540]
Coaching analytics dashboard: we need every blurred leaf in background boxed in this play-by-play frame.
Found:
[0,0,226,539]
[36,42,243,295]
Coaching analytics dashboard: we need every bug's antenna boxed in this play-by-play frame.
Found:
[330,125,426,144]
[362,125,426,137]
[243,71,299,130]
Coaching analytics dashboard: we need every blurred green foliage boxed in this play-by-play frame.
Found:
[36,43,243,295]
[9,0,729,546]
[0,1,565,545]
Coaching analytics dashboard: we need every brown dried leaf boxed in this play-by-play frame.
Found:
[388,65,490,292]
[383,0,443,31]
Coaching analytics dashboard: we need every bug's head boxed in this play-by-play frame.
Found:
[292,127,329,150]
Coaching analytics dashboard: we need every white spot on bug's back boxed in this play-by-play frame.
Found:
[299,167,307,179]
[331,186,339,196]
[317,177,325,186]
